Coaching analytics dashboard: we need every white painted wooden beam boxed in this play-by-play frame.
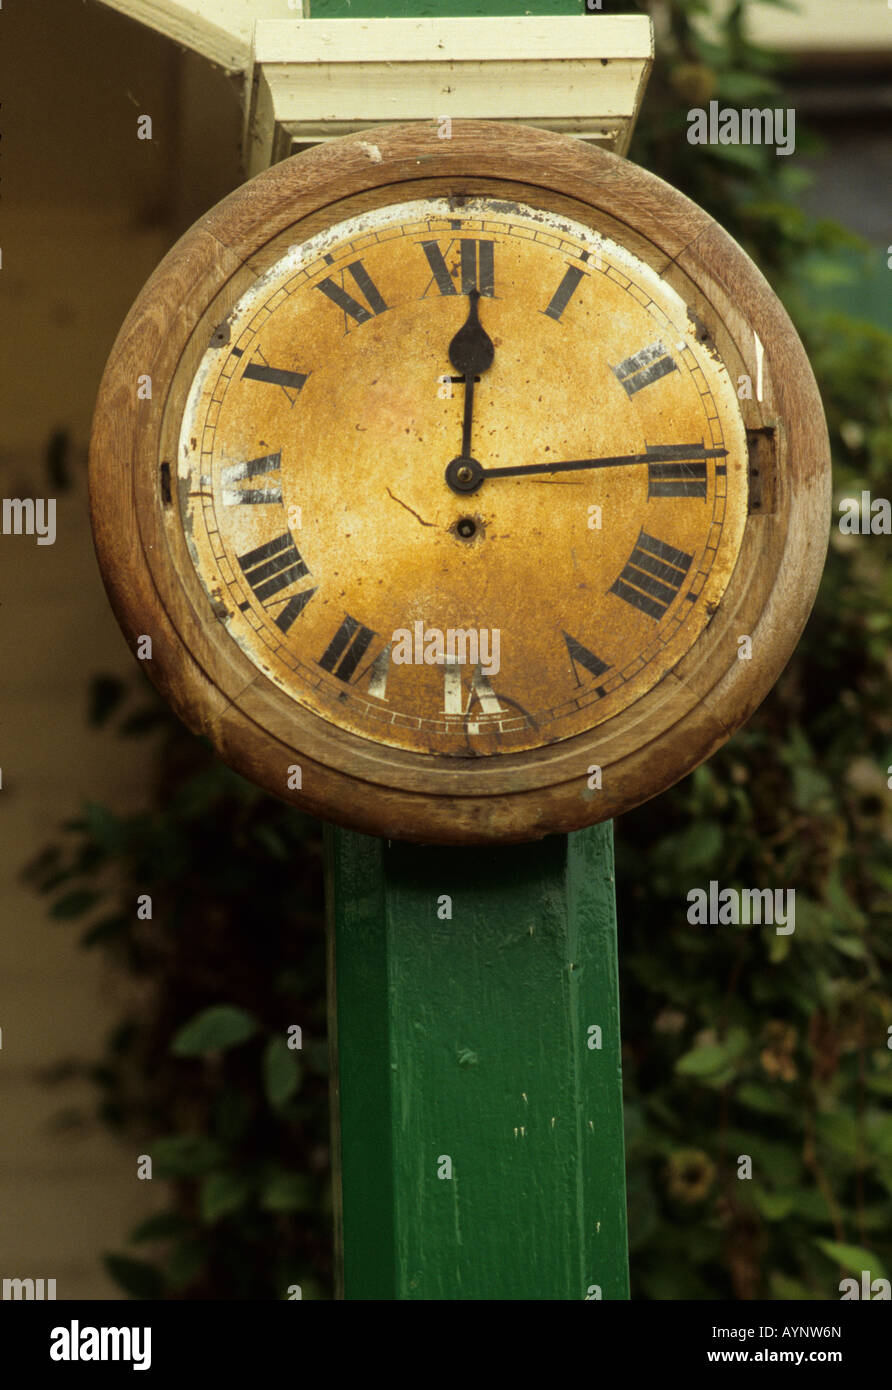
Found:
[245,15,654,175]
[94,0,303,74]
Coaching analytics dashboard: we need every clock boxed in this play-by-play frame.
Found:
[90,121,830,844]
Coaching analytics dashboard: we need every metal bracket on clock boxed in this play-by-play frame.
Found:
[244,15,654,177]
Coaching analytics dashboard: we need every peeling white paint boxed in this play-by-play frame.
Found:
[357,140,383,163]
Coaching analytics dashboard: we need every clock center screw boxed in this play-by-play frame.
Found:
[445,455,484,495]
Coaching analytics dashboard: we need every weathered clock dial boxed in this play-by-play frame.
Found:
[181,199,747,760]
[91,122,830,842]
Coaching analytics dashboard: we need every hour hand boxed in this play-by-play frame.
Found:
[446,290,495,467]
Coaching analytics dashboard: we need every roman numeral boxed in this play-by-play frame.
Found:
[318,615,390,696]
[236,532,317,632]
[236,346,308,406]
[543,265,587,322]
[562,632,609,690]
[442,657,503,717]
[363,646,391,700]
[272,588,318,633]
[316,260,389,329]
[646,443,708,499]
[221,452,283,506]
[609,531,693,620]
[243,362,309,392]
[419,239,495,298]
[612,342,678,396]
[647,462,707,498]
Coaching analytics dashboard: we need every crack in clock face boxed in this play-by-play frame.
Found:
[178,196,748,758]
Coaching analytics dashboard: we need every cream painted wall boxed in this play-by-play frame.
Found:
[0,0,241,1298]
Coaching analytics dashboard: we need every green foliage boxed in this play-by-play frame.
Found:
[816,1241,888,1283]
[172,1007,260,1057]
[612,0,892,1301]
[103,1254,166,1301]
[27,684,331,1299]
[26,0,892,1300]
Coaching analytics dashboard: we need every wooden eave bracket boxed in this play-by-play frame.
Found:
[244,16,654,177]
[94,0,288,74]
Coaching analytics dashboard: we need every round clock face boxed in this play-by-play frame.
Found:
[179,197,748,758]
[92,122,829,841]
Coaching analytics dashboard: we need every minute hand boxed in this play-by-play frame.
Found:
[482,443,728,480]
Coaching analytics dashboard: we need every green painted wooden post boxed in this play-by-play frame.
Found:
[317,0,628,1300]
[326,824,628,1300]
